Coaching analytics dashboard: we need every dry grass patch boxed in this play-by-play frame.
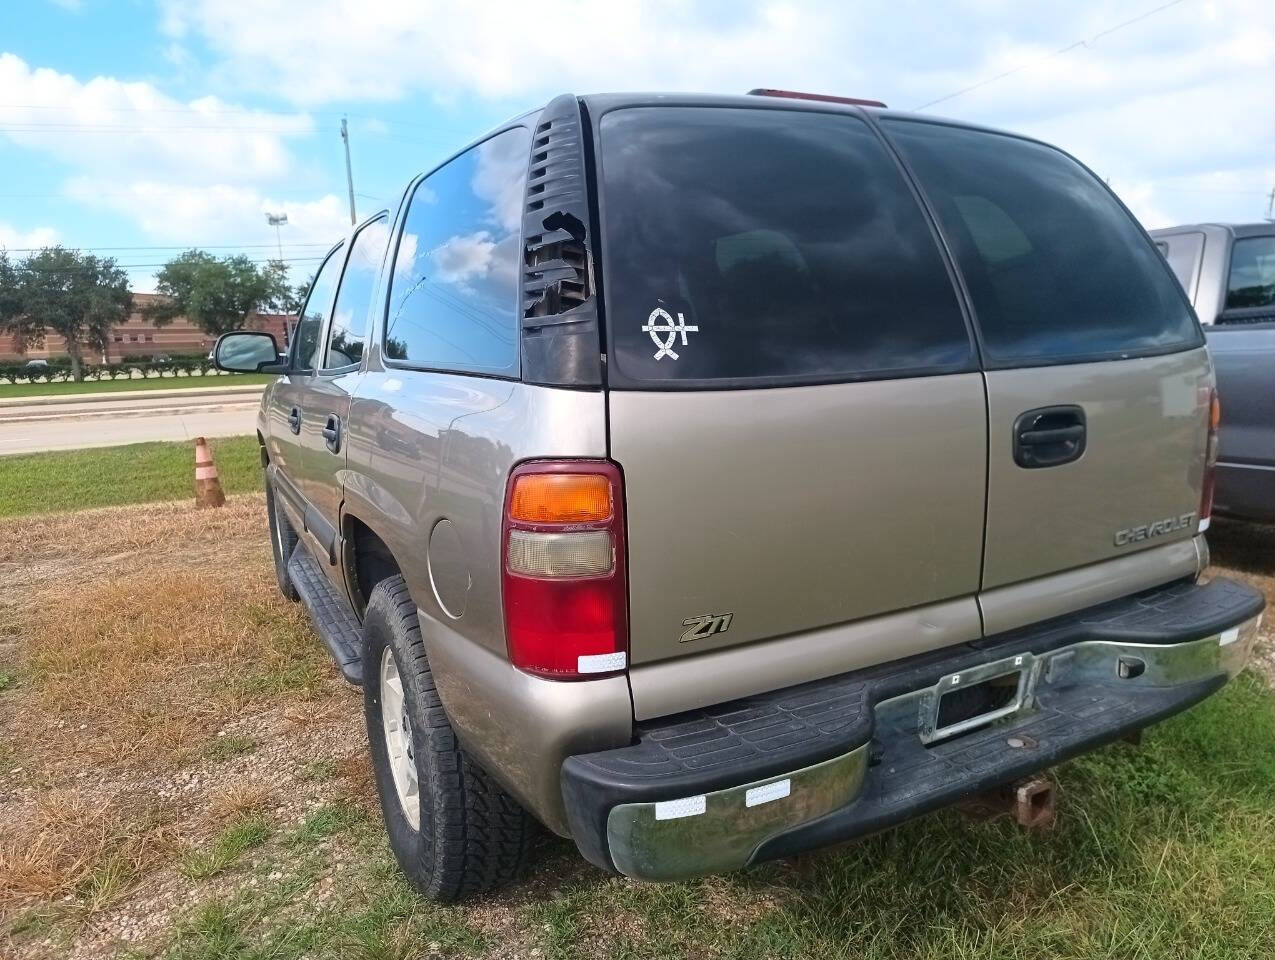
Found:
[209,783,276,825]
[0,790,179,913]
[18,563,323,769]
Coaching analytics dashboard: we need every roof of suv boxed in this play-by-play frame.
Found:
[1151,222,1275,239]
[578,91,1024,140]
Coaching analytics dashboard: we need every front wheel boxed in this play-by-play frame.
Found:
[363,576,536,901]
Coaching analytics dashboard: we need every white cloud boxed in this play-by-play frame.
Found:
[0,53,312,183]
[429,231,495,284]
[0,223,59,251]
[62,180,350,290]
[158,0,1275,226]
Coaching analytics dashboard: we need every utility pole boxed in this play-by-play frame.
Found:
[1266,186,1274,222]
[340,116,357,226]
[265,212,288,260]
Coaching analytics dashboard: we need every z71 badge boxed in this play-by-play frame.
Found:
[680,613,733,643]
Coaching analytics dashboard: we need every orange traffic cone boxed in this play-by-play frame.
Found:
[194,437,226,508]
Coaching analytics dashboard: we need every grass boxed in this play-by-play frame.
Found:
[3,499,1275,959]
[0,372,274,399]
[205,734,259,763]
[180,817,272,881]
[0,435,263,517]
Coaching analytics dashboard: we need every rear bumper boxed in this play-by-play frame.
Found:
[561,577,1265,880]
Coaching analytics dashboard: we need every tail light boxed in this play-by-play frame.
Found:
[1200,388,1220,532]
[502,461,628,679]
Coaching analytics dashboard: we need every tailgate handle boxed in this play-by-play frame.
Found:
[1013,405,1086,468]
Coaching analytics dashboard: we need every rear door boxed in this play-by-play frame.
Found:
[299,213,389,579]
[595,105,988,667]
[883,120,1210,604]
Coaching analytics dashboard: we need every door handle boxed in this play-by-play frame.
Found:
[322,414,342,454]
[287,407,302,435]
[1013,405,1086,468]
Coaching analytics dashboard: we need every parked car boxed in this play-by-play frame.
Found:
[217,91,1265,901]
[1151,224,1275,522]
[23,358,49,369]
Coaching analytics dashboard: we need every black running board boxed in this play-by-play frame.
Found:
[288,545,363,685]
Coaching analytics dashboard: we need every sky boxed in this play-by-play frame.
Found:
[0,0,1272,293]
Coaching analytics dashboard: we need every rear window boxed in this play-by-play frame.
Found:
[1224,236,1275,310]
[884,120,1200,366]
[596,107,973,388]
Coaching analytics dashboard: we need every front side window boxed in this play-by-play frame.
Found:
[597,107,972,387]
[1224,236,1275,310]
[384,126,529,375]
[323,215,389,369]
[292,245,345,371]
[885,119,1201,365]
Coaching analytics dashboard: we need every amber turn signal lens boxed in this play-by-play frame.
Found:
[509,473,612,524]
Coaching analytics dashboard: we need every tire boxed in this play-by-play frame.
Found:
[266,478,300,603]
[362,575,536,901]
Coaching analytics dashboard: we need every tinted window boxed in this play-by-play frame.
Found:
[292,245,344,371]
[1225,236,1275,309]
[885,120,1200,365]
[384,126,529,374]
[323,215,389,369]
[598,107,972,387]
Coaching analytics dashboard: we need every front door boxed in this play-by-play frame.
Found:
[271,242,345,541]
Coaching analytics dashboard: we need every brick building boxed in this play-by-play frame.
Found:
[0,292,293,362]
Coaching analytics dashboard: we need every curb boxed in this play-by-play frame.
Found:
[0,400,263,424]
[0,382,266,408]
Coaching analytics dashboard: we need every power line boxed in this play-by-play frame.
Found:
[912,0,1190,111]
[0,242,331,253]
[8,255,326,272]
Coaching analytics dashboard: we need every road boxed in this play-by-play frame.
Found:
[0,385,263,454]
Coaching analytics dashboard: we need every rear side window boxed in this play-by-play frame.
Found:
[1224,236,1275,310]
[885,120,1200,366]
[384,126,530,376]
[597,107,973,388]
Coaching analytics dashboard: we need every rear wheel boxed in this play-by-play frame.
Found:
[363,576,536,901]
[266,478,299,602]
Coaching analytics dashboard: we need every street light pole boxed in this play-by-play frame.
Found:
[265,212,288,260]
[341,117,357,226]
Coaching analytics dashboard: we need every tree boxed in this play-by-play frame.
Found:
[0,247,132,382]
[148,251,293,336]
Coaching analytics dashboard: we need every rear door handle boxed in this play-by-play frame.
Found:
[287,407,302,435]
[1013,405,1086,468]
[322,414,341,454]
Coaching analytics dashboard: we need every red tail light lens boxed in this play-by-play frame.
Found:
[502,461,628,679]
[1200,388,1220,532]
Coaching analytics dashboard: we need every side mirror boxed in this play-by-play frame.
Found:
[214,331,286,374]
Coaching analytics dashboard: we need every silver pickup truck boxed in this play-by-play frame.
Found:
[216,92,1266,901]
[1151,224,1275,522]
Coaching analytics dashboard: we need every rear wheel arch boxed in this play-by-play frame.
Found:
[344,512,405,617]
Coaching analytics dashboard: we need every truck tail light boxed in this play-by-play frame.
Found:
[1200,388,1220,532]
[502,461,628,679]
